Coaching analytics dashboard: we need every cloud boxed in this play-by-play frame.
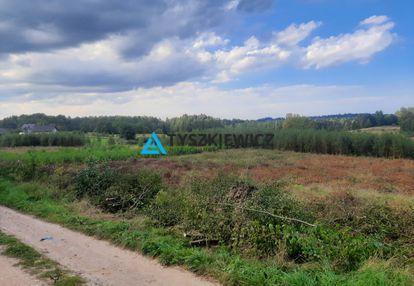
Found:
[0,0,231,56]
[236,0,274,12]
[0,35,208,91]
[193,32,229,49]
[360,15,390,26]
[1,82,412,120]
[274,21,321,46]
[0,9,399,113]
[212,36,291,82]
[302,15,395,69]
[0,15,397,90]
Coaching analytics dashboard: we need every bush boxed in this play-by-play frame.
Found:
[75,159,163,212]
[100,170,163,212]
[75,158,116,198]
[148,175,386,270]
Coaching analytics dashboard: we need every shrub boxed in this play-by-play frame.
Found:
[74,158,116,198]
[99,170,163,213]
[148,175,385,270]
[75,159,163,212]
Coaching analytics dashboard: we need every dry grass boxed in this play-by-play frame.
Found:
[357,126,401,134]
[110,149,414,198]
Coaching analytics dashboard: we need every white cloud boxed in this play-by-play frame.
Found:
[303,15,395,69]
[360,15,389,26]
[212,36,291,82]
[274,21,321,46]
[2,81,411,120]
[193,32,229,49]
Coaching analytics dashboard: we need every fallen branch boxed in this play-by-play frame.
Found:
[217,202,316,227]
[190,238,219,247]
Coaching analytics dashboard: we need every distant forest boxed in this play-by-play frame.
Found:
[0,108,413,134]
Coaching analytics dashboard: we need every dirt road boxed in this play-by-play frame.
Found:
[0,254,45,286]
[0,206,218,286]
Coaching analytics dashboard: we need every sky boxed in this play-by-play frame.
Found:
[0,0,413,119]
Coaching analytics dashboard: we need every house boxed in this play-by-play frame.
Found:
[21,124,58,134]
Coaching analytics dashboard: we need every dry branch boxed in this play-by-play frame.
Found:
[217,202,316,227]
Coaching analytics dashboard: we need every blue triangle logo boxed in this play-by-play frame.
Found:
[141,132,167,155]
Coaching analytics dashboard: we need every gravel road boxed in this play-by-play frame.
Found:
[0,254,45,286]
[0,206,218,286]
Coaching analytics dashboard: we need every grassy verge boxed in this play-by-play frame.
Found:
[0,179,412,286]
[0,231,84,286]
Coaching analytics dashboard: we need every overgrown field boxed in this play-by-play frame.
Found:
[0,146,413,285]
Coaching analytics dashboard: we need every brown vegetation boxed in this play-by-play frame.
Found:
[109,150,414,195]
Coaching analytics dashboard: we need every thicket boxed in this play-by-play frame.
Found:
[0,132,86,147]
[149,176,389,271]
[272,129,414,158]
[176,129,414,159]
[75,159,163,213]
[70,163,413,272]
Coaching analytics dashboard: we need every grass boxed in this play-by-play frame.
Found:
[172,148,295,168]
[0,231,84,285]
[356,126,401,134]
[164,148,414,196]
[0,145,140,163]
[0,179,412,286]
[0,144,218,164]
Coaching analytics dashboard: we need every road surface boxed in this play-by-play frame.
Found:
[0,206,218,286]
[0,254,45,286]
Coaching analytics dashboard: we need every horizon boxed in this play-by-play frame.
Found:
[0,1,413,118]
[0,110,401,122]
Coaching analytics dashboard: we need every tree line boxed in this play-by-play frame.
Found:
[271,129,414,159]
[171,128,414,159]
[0,108,413,136]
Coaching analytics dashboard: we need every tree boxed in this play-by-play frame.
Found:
[120,125,136,140]
[374,111,385,126]
[396,107,414,132]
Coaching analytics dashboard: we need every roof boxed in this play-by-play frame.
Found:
[21,124,57,133]
[31,125,57,132]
